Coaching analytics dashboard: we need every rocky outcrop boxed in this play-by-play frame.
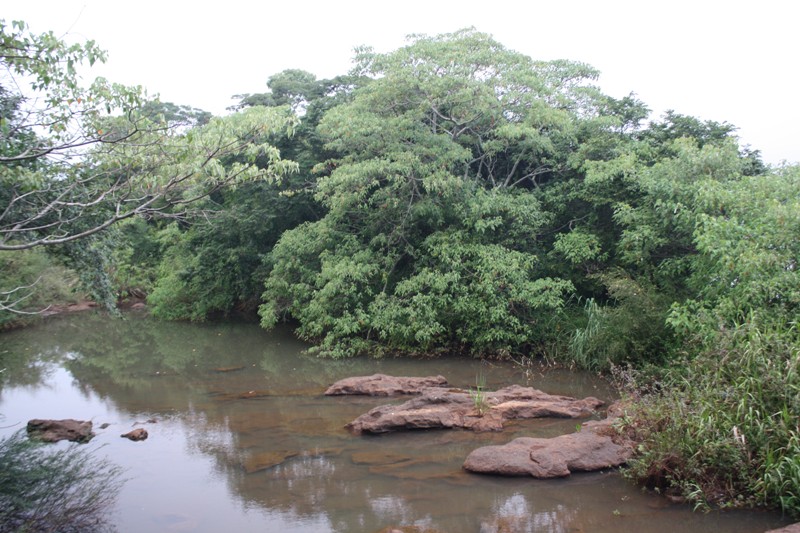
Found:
[26,419,94,443]
[346,384,603,434]
[325,374,448,396]
[463,403,633,478]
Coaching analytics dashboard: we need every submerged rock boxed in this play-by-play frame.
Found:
[346,384,603,434]
[121,428,148,441]
[26,419,94,443]
[243,450,299,473]
[326,374,448,396]
[463,402,633,478]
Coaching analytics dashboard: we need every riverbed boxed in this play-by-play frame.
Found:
[0,311,791,532]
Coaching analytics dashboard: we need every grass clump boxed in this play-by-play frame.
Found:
[469,373,489,416]
[621,319,800,516]
[0,430,124,533]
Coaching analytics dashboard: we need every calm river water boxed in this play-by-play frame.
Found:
[0,311,792,532]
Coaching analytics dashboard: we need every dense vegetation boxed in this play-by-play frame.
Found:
[1,21,797,517]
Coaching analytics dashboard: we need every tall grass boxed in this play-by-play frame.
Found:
[622,317,800,516]
[568,286,673,371]
[0,431,124,532]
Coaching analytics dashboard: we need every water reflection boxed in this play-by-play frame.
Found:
[0,312,792,533]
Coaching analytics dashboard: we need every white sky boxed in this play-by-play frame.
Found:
[4,0,798,165]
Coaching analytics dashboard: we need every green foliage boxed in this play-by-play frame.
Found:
[568,274,673,371]
[260,218,383,357]
[370,230,573,355]
[259,29,611,357]
[624,320,800,516]
[0,430,124,532]
[0,249,81,328]
[619,163,800,515]
[673,165,799,334]
[148,177,316,320]
[109,218,163,301]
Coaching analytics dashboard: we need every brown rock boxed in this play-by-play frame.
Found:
[325,374,448,396]
[766,524,800,533]
[121,428,148,441]
[27,419,94,443]
[346,385,603,434]
[214,366,245,373]
[463,407,633,478]
[243,450,298,473]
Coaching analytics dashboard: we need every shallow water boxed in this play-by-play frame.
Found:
[0,312,791,532]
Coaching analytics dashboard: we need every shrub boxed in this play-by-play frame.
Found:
[0,430,124,532]
[623,319,800,516]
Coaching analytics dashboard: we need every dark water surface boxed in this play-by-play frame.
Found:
[0,312,791,532]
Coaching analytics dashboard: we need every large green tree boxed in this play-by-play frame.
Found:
[259,29,615,357]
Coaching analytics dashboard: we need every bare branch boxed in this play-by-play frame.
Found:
[0,276,52,315]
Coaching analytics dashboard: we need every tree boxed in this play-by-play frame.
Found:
[1,20,298,252]
[259,29,608,357]
[0,20,298,313]
[140,69,357,321]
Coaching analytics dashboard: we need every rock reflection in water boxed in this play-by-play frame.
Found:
[0,312,793,533]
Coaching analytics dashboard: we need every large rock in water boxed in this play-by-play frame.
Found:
[325,374,448,396]
[27,419,94,443]
[463,403,633,478]
[346,384,603,434]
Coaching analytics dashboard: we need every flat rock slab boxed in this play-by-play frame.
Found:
[325,374,448,396]
[27,419,94,443]
[463,407,633,478]
[346,385,603,434]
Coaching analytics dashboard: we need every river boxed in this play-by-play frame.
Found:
[0,311,791,532]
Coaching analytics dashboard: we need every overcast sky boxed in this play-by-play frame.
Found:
[5,0,798,165]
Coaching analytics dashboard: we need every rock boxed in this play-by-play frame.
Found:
[346,385,603,434]
[243,450,299,473]
[214,366,245,373]
[463,404,633,478]
[766,524,800,533]
[325,374,448,396]
[26,419,94,443]
[121,428,148,441]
